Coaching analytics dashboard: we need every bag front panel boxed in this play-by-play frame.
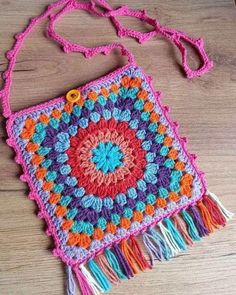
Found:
[6,65,205,263]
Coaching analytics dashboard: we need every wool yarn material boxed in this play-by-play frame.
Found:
[0,1,233,294]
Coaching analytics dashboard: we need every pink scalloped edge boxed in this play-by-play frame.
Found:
[139,65,208,192]
[5,62,207,267]
[0,0,214,119]
[5,135,73,265]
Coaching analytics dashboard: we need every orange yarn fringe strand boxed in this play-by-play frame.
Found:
[65,192,233,295]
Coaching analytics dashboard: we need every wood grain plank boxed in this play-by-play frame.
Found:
[0,0,236,294]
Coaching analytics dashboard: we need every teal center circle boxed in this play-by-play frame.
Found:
[91,141,124,174]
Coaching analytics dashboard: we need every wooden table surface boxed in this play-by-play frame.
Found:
[0,1,236,294]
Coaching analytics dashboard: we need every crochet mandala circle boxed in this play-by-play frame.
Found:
[12,66,204,261]
[67,119,146,198]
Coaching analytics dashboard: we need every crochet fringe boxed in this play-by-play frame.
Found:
[66,192,233,295]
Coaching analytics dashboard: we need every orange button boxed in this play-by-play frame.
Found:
[66,89,81,103]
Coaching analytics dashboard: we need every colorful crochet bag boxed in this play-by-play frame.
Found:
[0,0,233,294]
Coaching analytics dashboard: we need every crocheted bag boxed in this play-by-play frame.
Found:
[0,0,233,294]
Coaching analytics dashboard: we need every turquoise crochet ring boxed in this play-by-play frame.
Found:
[0,1,233,294]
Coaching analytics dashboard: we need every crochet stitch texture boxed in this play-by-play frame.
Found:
[0,0,233,294]
[10,66,205,262]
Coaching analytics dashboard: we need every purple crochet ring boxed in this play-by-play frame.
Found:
[0,1,233,294]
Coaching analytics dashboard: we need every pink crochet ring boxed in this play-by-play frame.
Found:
[0,1,233,294]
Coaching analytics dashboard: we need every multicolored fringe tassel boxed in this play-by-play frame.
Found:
[66,192,233,294]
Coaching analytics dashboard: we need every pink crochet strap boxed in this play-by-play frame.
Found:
[47,0,134,61]
[0,0,69,118]
[48,0,213,79]
[0,0,213,118]
[0,0,134,118]
[90,1,213,79]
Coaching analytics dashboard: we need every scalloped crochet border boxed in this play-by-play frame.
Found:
[5,62,207,267]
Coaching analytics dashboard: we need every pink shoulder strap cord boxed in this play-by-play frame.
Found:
[90,0,213,78]
[0,0,213,118]
[3,2,232,295]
